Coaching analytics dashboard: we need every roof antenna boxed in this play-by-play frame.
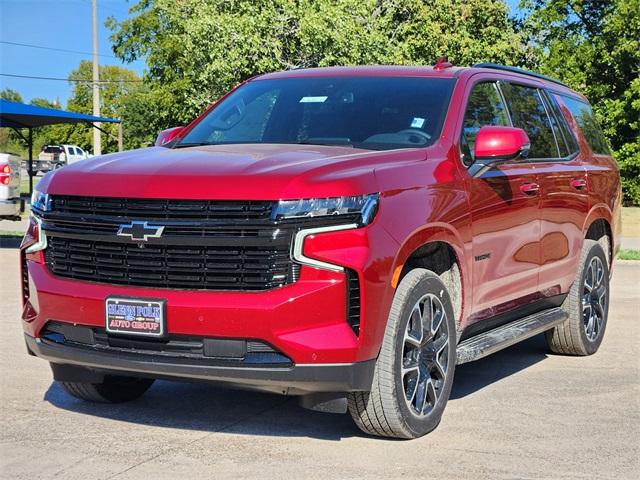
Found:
[434,56,453,71]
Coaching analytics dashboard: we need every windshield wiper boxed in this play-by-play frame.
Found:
[172,142,220,149]
[292,140,354,148]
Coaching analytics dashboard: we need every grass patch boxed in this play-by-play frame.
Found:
[622,207,640,237]
[20,177,35,196]
[618,249,640,260]
[0,230,24,237]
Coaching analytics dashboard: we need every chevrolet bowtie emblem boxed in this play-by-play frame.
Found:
[117,221,165,241]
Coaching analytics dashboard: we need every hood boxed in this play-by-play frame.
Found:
[37,143,414,200]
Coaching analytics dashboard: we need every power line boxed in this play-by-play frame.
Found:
[0,40,118,59]
[0,73,143,83]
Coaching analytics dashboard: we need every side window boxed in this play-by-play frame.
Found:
[546,93,579,156]
[558,95,610,154]
[460,82,509,166]
[500,82,559,159]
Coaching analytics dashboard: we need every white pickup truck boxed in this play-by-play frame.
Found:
[0,152,24,221]
[32,144,90,173]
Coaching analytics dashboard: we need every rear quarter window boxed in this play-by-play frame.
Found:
[557,95,610,155]
[544,92,579,157]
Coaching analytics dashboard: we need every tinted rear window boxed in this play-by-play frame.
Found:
[179,77,456,151]
[43,146,63,153]
[558,95,610,154]
[545,93,579,157]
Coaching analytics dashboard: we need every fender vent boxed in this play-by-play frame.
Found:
[346,269,361,336]
[20,252,29,305]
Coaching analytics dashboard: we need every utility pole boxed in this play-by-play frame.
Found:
[92,0,101,155]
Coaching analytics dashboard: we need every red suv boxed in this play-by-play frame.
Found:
[21,63,621,439]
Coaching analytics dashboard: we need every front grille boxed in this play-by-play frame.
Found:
[45,237,297,290]
[42,321,291,366]
[50,196,273,221]
[40,196,303,291]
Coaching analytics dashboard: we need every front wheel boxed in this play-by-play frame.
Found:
[348,268,457,439]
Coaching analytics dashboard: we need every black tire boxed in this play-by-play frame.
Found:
[546,239,610,356]
[347,269,456,439]
[60,375,154,403]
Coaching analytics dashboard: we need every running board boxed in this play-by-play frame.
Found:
[456,307,568,365]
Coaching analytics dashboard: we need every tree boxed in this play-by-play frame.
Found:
[0,92,67,158]
[0,88,23,103]
[29,98,60,109]
[108,0,524,125]
[49,61,144,152]
[519,0,640,205]
[0,89,26,156]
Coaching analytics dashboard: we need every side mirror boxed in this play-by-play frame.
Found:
[469,126,530,178]
[155,126,185,147]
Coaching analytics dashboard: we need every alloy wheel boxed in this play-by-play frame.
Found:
[401,293,450,417]
[582,256,607,342]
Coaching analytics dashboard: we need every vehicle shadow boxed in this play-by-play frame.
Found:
[451,333,549,399]
[44,334,550,439]
[0,236,22,249]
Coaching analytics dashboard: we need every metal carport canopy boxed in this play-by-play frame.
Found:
[0,99,120,128]
[0,99,121,195]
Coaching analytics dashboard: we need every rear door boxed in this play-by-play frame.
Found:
[499,82,588,303]
[532,92,589,295]
[459,79,541,320]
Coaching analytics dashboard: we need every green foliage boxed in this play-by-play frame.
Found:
[108,0,524,125]
[618,249,640,261]
[29,98,60,109]
[1,65,145,157]
[1,88,23,103]
[519,0,640,205]
[0,89,27,157]
[47,61,144,153]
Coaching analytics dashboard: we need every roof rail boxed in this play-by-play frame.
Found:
[473,63,569,88]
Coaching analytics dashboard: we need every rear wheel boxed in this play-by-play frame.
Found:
[546,239,610,355]
[347,269,456,439]
[60,375,154,403]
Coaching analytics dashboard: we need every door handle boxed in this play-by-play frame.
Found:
[520,182,540,195]
[570,179,587,190]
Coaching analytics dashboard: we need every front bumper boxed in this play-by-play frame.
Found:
[25,333,376,394]
[22,220,400,365]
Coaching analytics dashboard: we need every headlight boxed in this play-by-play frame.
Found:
[272,194,379,225]
[31,189,51,212]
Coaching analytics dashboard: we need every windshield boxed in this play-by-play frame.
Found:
[177,76,455,151]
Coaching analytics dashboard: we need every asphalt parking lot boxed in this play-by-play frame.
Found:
[1,247,638,480]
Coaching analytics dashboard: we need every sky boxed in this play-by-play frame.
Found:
[0,0,145,106]
[0,0,522,108]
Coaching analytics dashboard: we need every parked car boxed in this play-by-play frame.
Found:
[0,152,24,220]
[31,144,89,173]
[20,63,620,439]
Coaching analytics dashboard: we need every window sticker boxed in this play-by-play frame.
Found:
[299,96,328,103]
[410,117,425,128]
